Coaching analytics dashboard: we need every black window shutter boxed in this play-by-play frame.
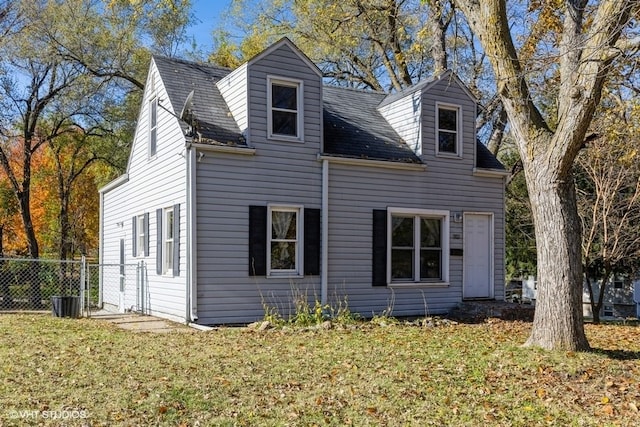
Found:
[132,216,137,256]
[249,206,267,276]
[156,208,162,275]
[304,208,321,275]
[372,209,387,286]
[144,212,150,256]
[173,204,180,277]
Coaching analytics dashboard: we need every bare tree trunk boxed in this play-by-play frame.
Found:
[524,169,590,350]
[592,269,613,325]
[428,0,448,75]
[17,190,39,258]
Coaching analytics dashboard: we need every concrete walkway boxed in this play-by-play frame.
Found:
[90,311,194,333]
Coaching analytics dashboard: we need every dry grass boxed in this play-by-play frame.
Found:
[0,314,639,426]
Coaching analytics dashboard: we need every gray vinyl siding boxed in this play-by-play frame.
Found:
[194,43,323,325]
[101,59,187,321]
[378,91,422,154]
[216,63,248,133]
[420,78,476,165]
[326,162,505,317]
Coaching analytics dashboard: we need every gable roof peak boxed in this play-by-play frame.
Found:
[247,37,323,78]
[378,69,477,108]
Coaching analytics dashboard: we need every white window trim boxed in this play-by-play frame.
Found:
[136,215,146,257]
[435,102,462,158]
[162,207,174,276]
[267,76,304,142]
[267,204,304,278]
[149,97,158,158]
[386,207,450,286]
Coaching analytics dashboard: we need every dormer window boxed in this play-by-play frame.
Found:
[436,103,461,157]
[268,76,303,141]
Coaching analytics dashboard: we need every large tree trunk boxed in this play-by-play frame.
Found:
[524,167,590,350]
[17,190,39,258]
[455,0,636,350]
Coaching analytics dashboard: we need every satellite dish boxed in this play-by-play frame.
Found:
[180,90,194,122]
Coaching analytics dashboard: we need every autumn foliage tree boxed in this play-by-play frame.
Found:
[455,0,640,350]
[576,102,640,323]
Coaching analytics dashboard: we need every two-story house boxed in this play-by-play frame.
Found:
[99,38,508,325]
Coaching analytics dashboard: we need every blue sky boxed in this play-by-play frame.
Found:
[185,0,235,53]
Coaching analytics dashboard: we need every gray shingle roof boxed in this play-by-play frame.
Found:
[476,140,506,170]
[152,56,503,171]
[323,86,422,163]
[153,56,245,146]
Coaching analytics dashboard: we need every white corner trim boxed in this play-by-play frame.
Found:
[99,174,129,194]
[473,168,510,178]
[317,155,426,171]
[189,142,256,156]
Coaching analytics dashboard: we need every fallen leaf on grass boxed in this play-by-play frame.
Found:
[602,404,614,416]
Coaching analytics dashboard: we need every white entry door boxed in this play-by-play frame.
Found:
[463,213,493,299]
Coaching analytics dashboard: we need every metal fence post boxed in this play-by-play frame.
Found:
[80,256,86,317]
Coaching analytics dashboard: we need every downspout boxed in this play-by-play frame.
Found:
[321,159,329,306]
[98,191,104,308]
[186,143,198,322]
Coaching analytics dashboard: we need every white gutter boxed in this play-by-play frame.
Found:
[321,159,329,306]
[98,173,129,194]
[317,154,426,171]
[190,142,256,156]
[186,143,198,322]
[472,168,511,178]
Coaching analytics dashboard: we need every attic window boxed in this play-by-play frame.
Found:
[149,97,158,157]
[268,77,303,141]
[436,103,461,157]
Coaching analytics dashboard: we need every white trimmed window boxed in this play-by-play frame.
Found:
[137,215,146,257]
[387,208,449,283]
[267,77,303,141]
[163,207,174,275]
[436,103,461,156]
[267,206,302,276]
[149,97,158,157]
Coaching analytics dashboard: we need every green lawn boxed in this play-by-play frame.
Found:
[0,315,639,426]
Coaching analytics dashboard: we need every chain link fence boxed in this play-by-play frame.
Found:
[85,263,146,315]
[0,257,84,312]
[0,257,147,317]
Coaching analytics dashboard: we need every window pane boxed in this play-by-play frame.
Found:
[438,108,457,131]
[421,218,441,247]
[438,131,456,153]
[392,249,414,280]
[391,216,413,247]
[420,249,441,279]
[272,85,297,110]
[151,99,157,127]
[271,211,297,239]
[165,242,173,271]
[272,111,297,136]
[166,211,174,239]
[271,242,296,270]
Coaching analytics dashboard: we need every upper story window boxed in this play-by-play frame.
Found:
[149,97,158,157]
[268,77,303,141]
[436,103,461,156]
[388,208,449,284]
